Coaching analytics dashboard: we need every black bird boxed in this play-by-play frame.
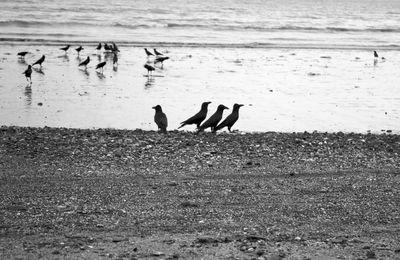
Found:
[32,55,45,67]
[75,46,84,55]
[96,43,102,50]
[215,104,244,132]
[198,104,229,133]
[79,56,90,68]
[112,42,120,52]
[152,105,168,133]
[60,45,70,52]
[17,51,29,58]
[179,101,211,129]
[154,48,163,56]
[144,64,155,75]
[95,61,106,72]
[154,56,169,67]
[145,48,154,57]
[22,65,32,82]
[104,43,111,52]
[374,50,385,60]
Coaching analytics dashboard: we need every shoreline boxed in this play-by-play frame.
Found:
[1,126,400,259]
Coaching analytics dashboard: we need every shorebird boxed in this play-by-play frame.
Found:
[152,105,168,133]
[154,56,169,67]
[79,56,90,68]
[60,45,70,53]
[75,46,84,55]
[144,48,154,57]
[144,64,155,76]
[22,65,32,82]
[179,102,211,129]
[95,61,106,72]
[198,105,229,133]
[17,51,29,58]
[32,55,45,67]
[215,104,244,132]
[154,48,163,56]
[374,51,379,58]
[96,43,102,50]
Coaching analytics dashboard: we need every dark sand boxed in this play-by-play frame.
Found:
[1,126,400,259]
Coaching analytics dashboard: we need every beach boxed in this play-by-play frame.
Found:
[1,126,400,259]
[1,44,400,133]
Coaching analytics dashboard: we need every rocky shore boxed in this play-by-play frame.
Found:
[1,126,400,259]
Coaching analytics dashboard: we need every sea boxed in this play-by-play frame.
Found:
[2,0,400,48]
[1,0,400,133]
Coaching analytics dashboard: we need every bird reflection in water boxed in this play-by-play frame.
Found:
[144,77,155,89]
[24,83,32,107]
[96,71,105,79]
[80,68,90,77]
[58,54,69,62]
[33,67,45,75]
[18,59,27,65]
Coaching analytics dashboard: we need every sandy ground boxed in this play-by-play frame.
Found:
[1,44,400,133]
[1,126,400,259]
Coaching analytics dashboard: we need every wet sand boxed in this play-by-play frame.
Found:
[1,44,400,133]
[1,126,400,259]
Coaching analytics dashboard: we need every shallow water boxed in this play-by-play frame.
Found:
[1,44,399,133]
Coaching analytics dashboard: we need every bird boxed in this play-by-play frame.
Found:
[144,64,155,75]
[152,105,168,133]
[95,61,106,72]
[17,51,29,58]
[145,48,154,57]
[198,104,229,133]
[154,56,169,67]
[154,48,163,56]
[79,56,90,68]
[179,102,212,129]
[113,53,118,66]
[104,43,111,52]
[22,65,32,82]
[32,55,45,67]
[112,42,120,52]
[96,43,102,50]
[374,51,378,58]
[60,45,70,52]
[215,104,244,132]
[75,46,84,55]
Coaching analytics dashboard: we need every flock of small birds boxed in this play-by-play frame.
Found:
[19,43,170,83]
[17,46,384,133]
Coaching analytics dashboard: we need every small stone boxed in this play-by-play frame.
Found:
[152,251,165,256]
[37,102,43,106]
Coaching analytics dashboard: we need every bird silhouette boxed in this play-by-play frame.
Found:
[96,43,102,50]
[32,55,45,67]
[198,104,229,133]
[154,56,169,67]
[144,64,155,76]
[215,104,244,132]
[75,46,84,55]
[154,48,163,56]
[374,51,379,58]
[79,56,90,68]
[104,43,111,52]
[179,102,211,129]
[112,42,120,52]
[96,61,106,72]
[152,105,168,133]
[60,45,70,52]
[22,65,32,82]
[17,51,29,58]
[145,48,154,57]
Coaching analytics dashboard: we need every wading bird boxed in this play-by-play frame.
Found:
[32,55,45,67]
[22,65,32,82]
